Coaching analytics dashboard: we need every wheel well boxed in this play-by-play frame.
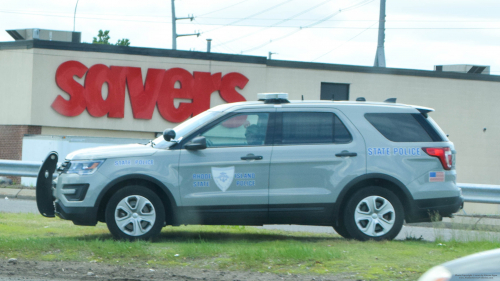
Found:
[336,178,412,223]
[96,178,175,224]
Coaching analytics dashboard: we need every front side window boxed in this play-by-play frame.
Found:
[201,113,270,147]
[278,112,352,145]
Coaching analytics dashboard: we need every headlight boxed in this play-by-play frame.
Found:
[418,265,452,281]
[65,160,104,175]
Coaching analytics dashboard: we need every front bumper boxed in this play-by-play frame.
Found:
[407,195,464,222]
[55,200,99,226]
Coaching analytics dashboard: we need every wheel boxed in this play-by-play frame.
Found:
[105,186,165,241]
[343,187,404,241]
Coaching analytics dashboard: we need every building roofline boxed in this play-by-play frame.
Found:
[1,40,499,82]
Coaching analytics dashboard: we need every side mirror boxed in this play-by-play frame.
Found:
[163,129,176,141]
[185,136,207,150]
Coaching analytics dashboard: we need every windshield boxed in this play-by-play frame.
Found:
[152,110,221,149]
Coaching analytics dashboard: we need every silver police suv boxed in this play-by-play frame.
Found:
[36,93,463,241]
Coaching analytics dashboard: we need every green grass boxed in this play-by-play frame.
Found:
[1,213,500,280]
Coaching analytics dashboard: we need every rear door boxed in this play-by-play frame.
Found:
[268,107,366,224]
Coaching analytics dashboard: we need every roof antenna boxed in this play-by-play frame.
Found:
[384,98,397,103]
[331,94,335,101]
[301,95,304,101]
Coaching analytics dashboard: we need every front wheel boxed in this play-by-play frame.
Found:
[343,187,404,241]
[105,186,165,241]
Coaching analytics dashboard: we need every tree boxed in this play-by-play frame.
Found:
[116,38,130,46]
[92,30,130,46]
[92,30,110,45]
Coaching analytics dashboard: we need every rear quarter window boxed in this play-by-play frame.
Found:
[365,113,443,142]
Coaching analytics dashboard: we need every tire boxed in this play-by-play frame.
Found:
[343,186,404,241]
[105,186,165,241]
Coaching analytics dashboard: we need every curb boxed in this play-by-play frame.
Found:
[0,187,36,200]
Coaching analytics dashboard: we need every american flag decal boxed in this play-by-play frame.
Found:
[429,171,445,182]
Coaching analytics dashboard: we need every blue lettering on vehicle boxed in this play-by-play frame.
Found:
[114,160,131,166]
[235,173,256,179]
[393,147,421,156]
[134,159,154,165]
[193,181,210,187]
[192,173,212,180]
[236,180,255,186]
[368,147,422,156]
[367,148,390,156]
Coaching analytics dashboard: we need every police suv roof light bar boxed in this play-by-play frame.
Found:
[257,93,290,104]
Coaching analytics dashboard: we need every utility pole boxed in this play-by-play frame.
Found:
[374,0,386,67]
[171,0,199,50]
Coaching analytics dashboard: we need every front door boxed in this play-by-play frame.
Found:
[177,109,275,225]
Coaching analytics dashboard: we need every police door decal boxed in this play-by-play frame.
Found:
[211,166,235,192]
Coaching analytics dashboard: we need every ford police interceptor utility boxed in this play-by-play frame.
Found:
[36,93,463,241]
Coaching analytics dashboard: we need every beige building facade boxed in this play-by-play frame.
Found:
[1,40,499,214]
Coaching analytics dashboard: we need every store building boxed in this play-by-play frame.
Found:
[1,30,499,213]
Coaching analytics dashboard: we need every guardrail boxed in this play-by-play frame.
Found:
[458,183,500,204]
[0,160,42,177]
[0,159,499,204]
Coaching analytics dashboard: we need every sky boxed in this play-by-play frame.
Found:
[0,0,499,74]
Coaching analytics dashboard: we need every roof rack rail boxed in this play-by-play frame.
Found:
[257,93,290,104]
[384,98,397,103]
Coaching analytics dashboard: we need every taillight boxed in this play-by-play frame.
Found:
[422,147,453,170]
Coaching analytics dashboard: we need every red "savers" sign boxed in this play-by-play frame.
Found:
[51,61,249,123]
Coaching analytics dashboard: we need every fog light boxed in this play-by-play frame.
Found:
[62,184,89,201]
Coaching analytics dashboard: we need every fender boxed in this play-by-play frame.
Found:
[95,174,178,220]
[333,173,415,221]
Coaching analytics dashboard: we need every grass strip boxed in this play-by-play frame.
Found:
[1,212,500,280]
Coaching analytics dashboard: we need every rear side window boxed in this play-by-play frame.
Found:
[277,112,352,145]
[365,113,443,142]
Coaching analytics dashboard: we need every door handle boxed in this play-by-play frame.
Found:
[241,154,263,160]
[335,152,357,157]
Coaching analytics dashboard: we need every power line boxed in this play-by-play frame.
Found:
[199,0,294,34]
[197,0,252,17]
[312,22,377,62]
[2,9,499,28]
[241,0,375,53]
[184,22,500,29]
[213,0,335,50]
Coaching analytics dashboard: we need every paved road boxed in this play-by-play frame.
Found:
[0,198,38,213]
[2,198,500,242]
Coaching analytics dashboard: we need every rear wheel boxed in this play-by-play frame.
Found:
[343,186,404,241]
[105,186,165,241]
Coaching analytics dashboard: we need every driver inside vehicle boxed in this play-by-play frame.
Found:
[245,124,265,145]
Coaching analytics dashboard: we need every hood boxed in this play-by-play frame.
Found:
[66,143,157,160]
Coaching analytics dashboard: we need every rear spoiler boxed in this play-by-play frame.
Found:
[415,107,434,118]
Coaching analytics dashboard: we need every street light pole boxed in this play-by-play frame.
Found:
[73,0,79,32]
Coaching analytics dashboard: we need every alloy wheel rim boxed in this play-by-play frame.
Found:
[354,195,395,237]
[115,195,156,236]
